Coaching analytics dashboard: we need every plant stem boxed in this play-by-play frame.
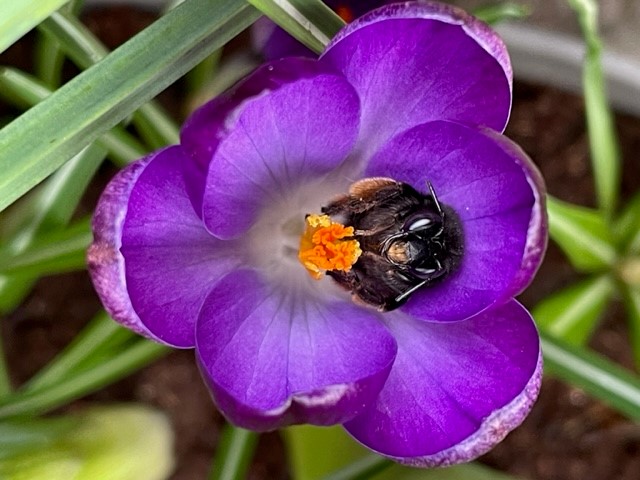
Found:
[209,424,259,480]
[322,454,392,480]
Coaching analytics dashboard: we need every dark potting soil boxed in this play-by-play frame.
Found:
[2,5,640,480]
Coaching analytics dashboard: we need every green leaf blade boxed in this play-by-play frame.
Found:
[0,0,69,55]
[542,332,640,420]
[547,196,617,271]
[248,0,344,53]
[533,275,614,345]
[0,0,260,213]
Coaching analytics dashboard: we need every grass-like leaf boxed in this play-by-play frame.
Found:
[542,331,640,421]
[533,275,614,345]
[0,0,69,55]
[0,67,146,166]
[0,144,105,314]
[547,196,617,271]
[0,340,167,419]
[248,0,344,54]
[38,9,180,148]
[566,0,621,218]
[0,0,260,213]
[614,190,640,254]
[0,218,91,277]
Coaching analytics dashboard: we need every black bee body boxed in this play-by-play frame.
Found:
[322,177,463,311]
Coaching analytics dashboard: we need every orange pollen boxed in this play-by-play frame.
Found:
[298,214,362,280]
[335,5,355,23]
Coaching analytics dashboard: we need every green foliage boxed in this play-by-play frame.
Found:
[0,0,69,54]
[1,0,640,478]
[248,0,344,53]
[533,275,614,345]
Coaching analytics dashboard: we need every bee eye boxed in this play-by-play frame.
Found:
[408,218,432,231]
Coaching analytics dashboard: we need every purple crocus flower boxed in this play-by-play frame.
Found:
[252,1,391,59]
[88,2,547,466]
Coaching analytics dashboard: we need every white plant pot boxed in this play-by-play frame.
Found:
[496,23,640,117]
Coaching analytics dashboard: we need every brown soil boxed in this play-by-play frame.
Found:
[2,5,640,480]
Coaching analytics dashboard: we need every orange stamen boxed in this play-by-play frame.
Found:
[298,214,361,279]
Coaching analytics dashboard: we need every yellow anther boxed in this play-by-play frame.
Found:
[298,214,361,279]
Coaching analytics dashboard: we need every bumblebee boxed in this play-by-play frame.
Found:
[322,177,464,311]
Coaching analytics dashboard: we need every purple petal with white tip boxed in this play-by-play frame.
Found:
[195,269,397,430]
[345,300,541,466]
[88,156,157,341]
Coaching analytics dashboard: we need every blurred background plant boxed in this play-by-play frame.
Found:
[0,0,639,479]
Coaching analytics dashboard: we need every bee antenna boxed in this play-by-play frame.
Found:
[426,181,443,216]
[394,279,429,304]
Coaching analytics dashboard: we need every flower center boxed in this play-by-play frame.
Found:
[298,214,362,279]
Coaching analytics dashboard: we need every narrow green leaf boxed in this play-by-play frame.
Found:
[0,68,147,166]
[284,425,369,480]
[0,218,91,277]
[533,275,615,345]
[186,49,223,94]
[38,9,180,148]
[0,0,69,55]
[614,190,640,254]
[566,0,621,218]
[0,0,260,213]
[247,0,344,54]
[547,196,617,271]
[541,331,640,420]
[209,424,259,480]
[0,67,53,107]
[34,33,65,89]
[33,0,84,89]
[472,2,530,25]
[0,340,167,419]
[622,285,640,369]
[24,311,132,393]
[0,144,106,313]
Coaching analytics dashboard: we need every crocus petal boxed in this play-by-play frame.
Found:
[180,57,349,216]
[366,120,546,322]
[201,70,360,239]
[88,156,157,341]
[195,269,397,430]
[119,146,241,347]
[344,300,541,466]
[321,1,512,161]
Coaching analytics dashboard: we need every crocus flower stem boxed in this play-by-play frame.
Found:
[209,424,259,480]
[322,454,393,480]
